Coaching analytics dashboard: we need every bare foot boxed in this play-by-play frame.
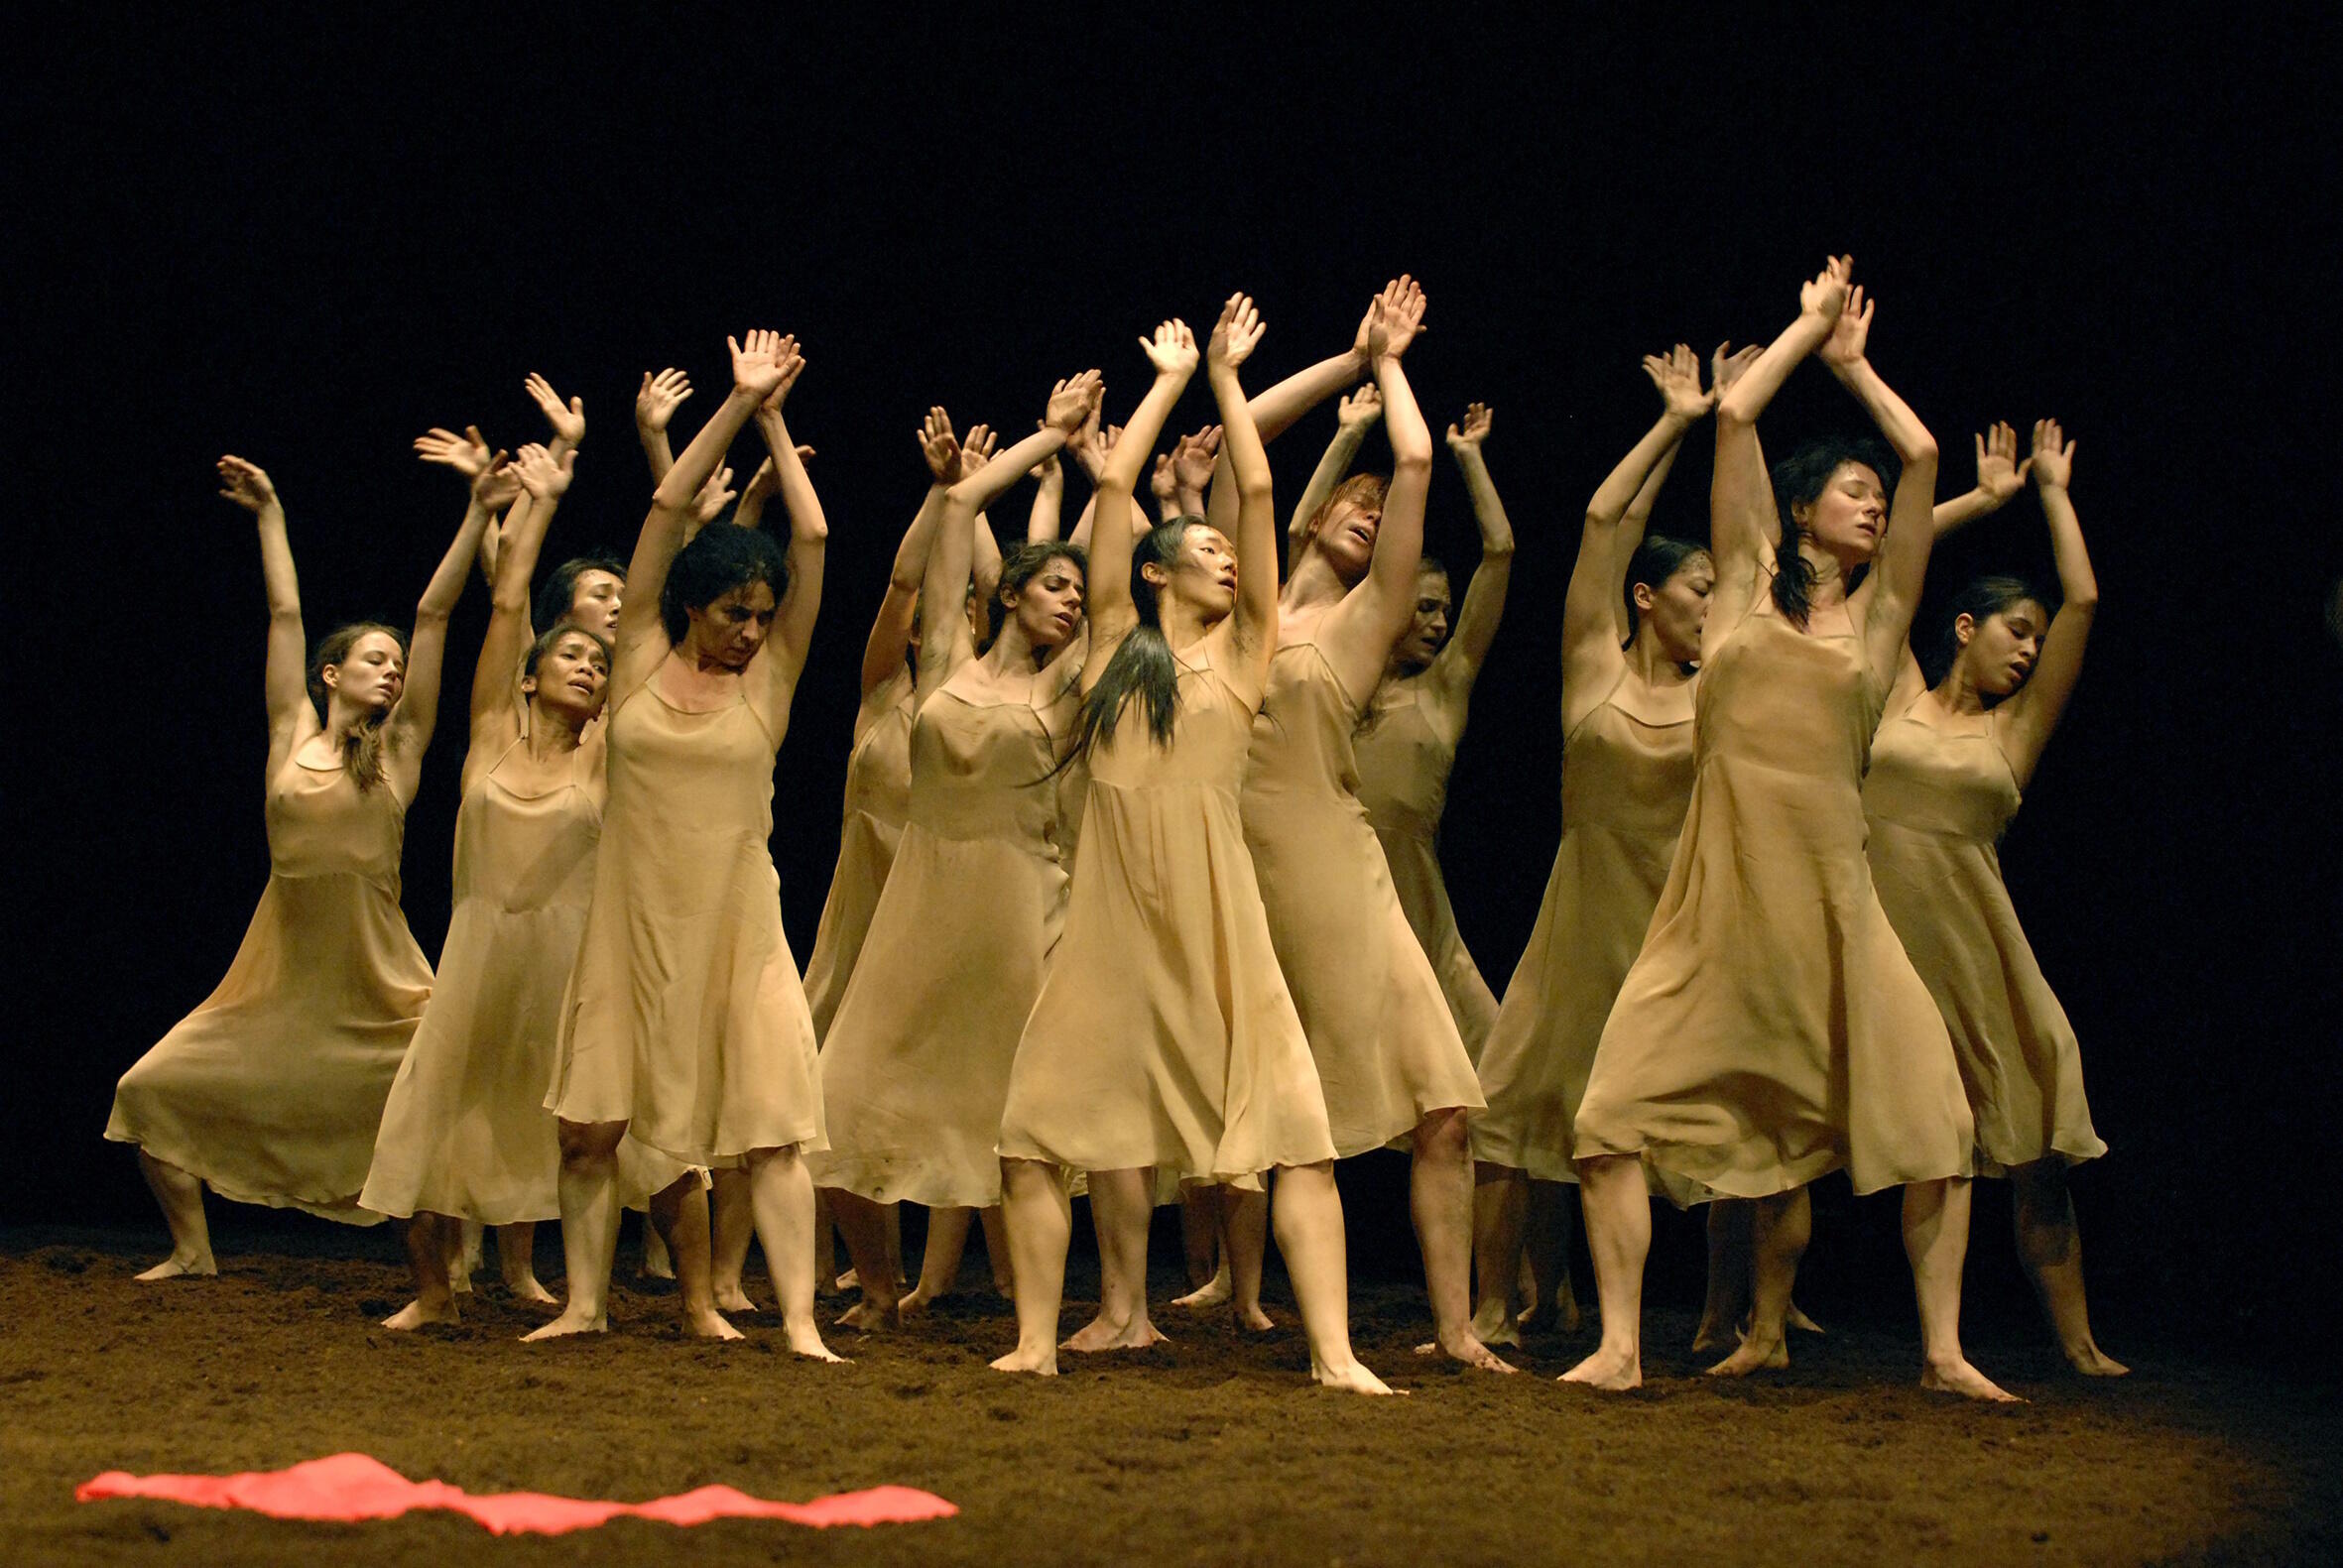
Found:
[833,1266,860,1292]
[1059,1313,1168,1353]
[1233,1303,1274,1333]
[1689,1320,1736,1355]
[1560,1344,1641,1390]
[713,1284,759,1314]
[1171,1274,1232,1310]
[1788,1301,1826,1334]
[2064,1342,2129,1378]
[835,1298,901,1333]
[135,1254,217,1281]
[1706,1333,1789,1377]
[897,1287,944,1319]
[1412,1330,1517,1373]
[1922,1357,2023,1402]
[1312,1359,1404,1395]
[683,1305,743,1341]
[502,1274,558,1306]
[521,1308,607,1341]
[381,1298,459,1330]
[787,1325,849,1363]
[991,1344,1058,1376]
[1519,1291,1581,1336]
[1469,1298,1523,1349]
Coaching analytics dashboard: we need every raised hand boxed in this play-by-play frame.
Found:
[636,368,693,433]
[472,454,522,512]
[1337,384,1384,429]
[958,422,999,479]
[1140,319,1200,377]
[1365,275,1427,360]
[729,329,797,402]
[1445,401,1495,451]
[1206,292,1267,371]
[511,442,576,502]
[524,373,586,446]
[760,341,808,413]
[1642,343,1713,421]
[1711,341,1763,396]
[1173,425,1223,492]
[690,464,737,525]
[217,455,279,514]
[918,407,962,484]
[1096,422,1124,463]
[2031,418,2075,491]
[1818,284,1874,369]
[1973,421,2033,503]
[1798,255,1854,323]
[1045,370,1106,432]
[1350,275,1425,358]
[1151,452,1178,504]
[414,424,499,480]
[740,454,778,508]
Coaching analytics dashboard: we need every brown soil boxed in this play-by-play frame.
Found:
[4,1224,2335,1567]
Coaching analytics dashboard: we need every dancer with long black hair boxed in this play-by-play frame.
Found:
[1568,260,2013,1399]
[107,451,489,1275]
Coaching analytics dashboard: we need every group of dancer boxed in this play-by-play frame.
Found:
[107,258,2115,1399]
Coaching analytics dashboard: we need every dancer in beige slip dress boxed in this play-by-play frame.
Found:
[1867,418,2121,1375]
[529,329,841,1358]
[1565,259,2013,1400]
[1235,278,1508,1372]
[1350,400,1514,1064]
[107,453,490,1277]
[1466,344,1731,1348]
[993,300,1393,1393]
[815,377,1102,1329]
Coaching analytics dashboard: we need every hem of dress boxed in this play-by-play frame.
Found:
[108,1130,387,1227]
[1581,1138,1974,1200]
[804,1154,1001,1210]
[1973,1136,2108,1179]
[1329,1096,1484,1161]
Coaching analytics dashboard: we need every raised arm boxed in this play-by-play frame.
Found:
[220,457,310,759]
[1428,403,1516,696]
[634,367,693,484]
[1205,296,1277,677]
[1172,424,1220,518]
[523,373,585,463]
[616,331,791,658]
[1818,287,1941,677]
[472,443,573,738]
[1202,278,1396,538]
[749,344,826,687]
[1318,280,1432,696]
[388,451,510,775]
[954,426,1007,611]
[1026,446,1065,543]
[1713,258,1850,592]
[1287,385,1380,576]
[1933,421,2031,538]
[1082,322,1198,684]
[1999,420,2095,783]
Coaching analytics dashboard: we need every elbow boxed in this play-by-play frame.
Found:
[1905,434,1940,465]
[1391,448,1433,478]
[1716,392,1759,427]
[1481,539,1517,561]
[2065,587,2100,614]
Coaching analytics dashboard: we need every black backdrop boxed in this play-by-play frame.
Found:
[15,14,2338,1352]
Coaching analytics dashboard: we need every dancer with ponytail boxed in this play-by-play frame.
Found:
[531,330,840,1357]
[108,451,490,1276]
[993,299,1393,1393]
[1567,259,2012,1399]
[1866,419,2121,1374]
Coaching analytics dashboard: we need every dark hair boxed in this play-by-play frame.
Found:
[308,622,407,791]
[1620,536,1712,642]
[525,621,614,680]
[987,542,1089,642]
[534,552,626,637]
[660,526,790,645]
[1767,436,1900,628]
[1922,574,2052,689]
[1059,518,1203,767]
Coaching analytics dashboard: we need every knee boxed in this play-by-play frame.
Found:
[1416,1106,1471,1159]
[555,1120,625,1167]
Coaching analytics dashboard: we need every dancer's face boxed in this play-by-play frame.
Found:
[1393,569,1452,668]
[566,569,624,640]
[525,630,613,722]
[683,581,778,669]
[1795,461,1890,565]
[1636,552,1715,665]
[1006,558,1086,652]
[1153,524,1238,618]
[323,632,407,714]
[1311,497,1381,583]
[1953,599,2047,697]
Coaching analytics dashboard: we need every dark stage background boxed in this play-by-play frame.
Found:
[15,16,2338,1352]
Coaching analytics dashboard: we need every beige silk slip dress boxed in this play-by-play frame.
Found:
[1354,676,1501,1062]
[1864,706,2105,1174]
[810,663,1083,1208]
[801,673,917,1042]
[1473,673,1695,1184]
[998,636,1337,1187]
[107,754,433,1222]
[1241,637,1484,1156]
[548,670,823,1163]
[1574,579,1975,1196]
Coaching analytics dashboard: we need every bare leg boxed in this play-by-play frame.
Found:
[1521,1179,1578,1332]
[825,1188,902,1331]
[1694,1199,1754,1352]
[1221,1186,1272,1331]
[746,1146,843,1360]
[901,1206,975,1314]
[978,1204,1014,1294]
[640,1218,675,1279]
[524,1119,625,1340]
[709,1167,759,1313]
[1468,1164,1527,1346]
[1171,1183,1235,1310]
[384,1212,458,1328]
[1272,1161,1397,1394]
[1061,1168,1165,1352]
[2010,1160,2125,1375]
[1411,1109,1513,1371]
[495,1222,555,1303]
[1707,1188,1806,1376]
[992,1157,1069,1375]
[452,1219,484,1294]
[1908,1176,2019,1400]
[885,1201,907,1287]
[134,1150,215,1279]
[440,1221,470,1297]
[1561,1154,1650,1389]
[648,1174,738,1340]
[811,1186,842,1295]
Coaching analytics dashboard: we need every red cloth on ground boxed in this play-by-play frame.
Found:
[77,1453,957,1535]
